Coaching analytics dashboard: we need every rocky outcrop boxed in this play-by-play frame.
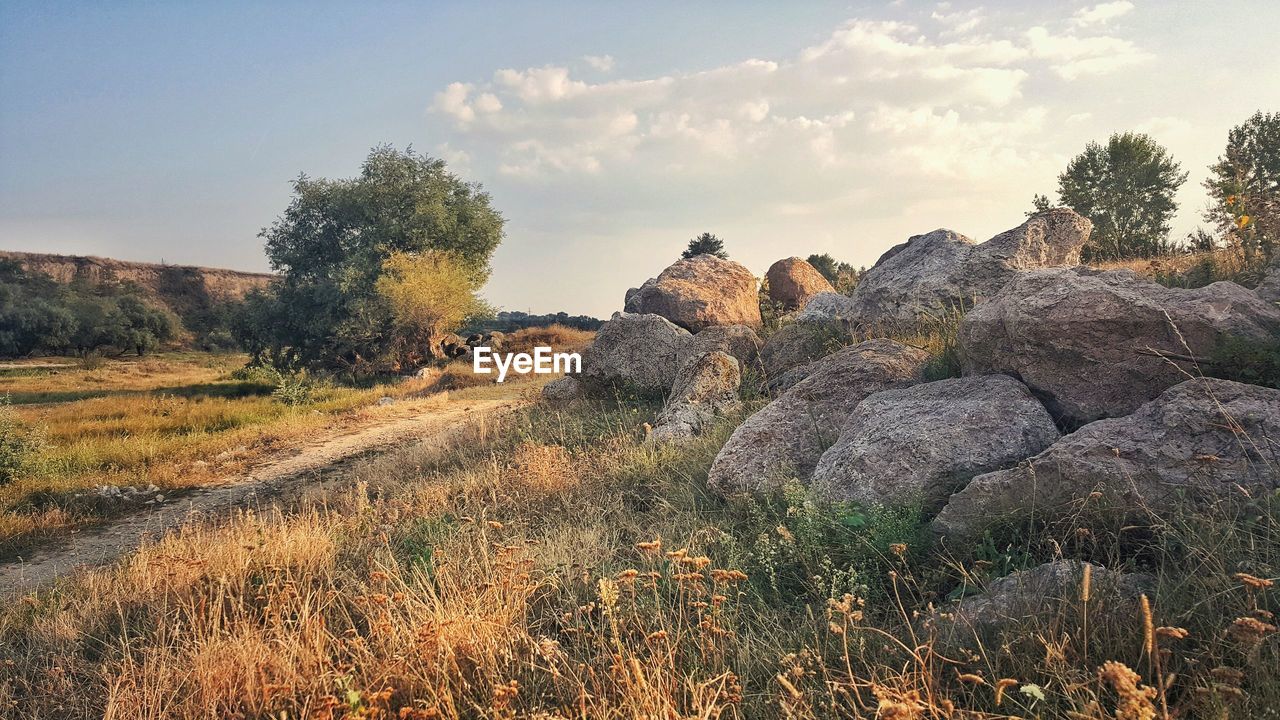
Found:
[542,376,588,408]
[707,340,930,495]
[959,268,1280,426]
[795,292,858,322]
[677,325,762,377]
[1257,260,1280,305]
[765,257,834,310]
[648,352,742,443]
[760,319,848,378]
[933,378,1280,543]
[846,209,1091,325]
[624,255,762,332]
[580,313,692,393]
[810,375,1059,511]
[927,561,1153,652]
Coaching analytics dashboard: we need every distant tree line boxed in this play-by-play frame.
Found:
[470,310,603,333]
[1033,110,1279,264]
[0,261,180,357]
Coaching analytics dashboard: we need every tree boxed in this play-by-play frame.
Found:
[1057,132,1188,260]
[114,295,180,356]
[682,233,728,260]
[1203,111,1280,263]
[256,146,504,372]
[375,251,490,367]
[805,253,863,294]
[1025,193,1053,217]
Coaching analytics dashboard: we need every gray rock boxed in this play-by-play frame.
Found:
[795,292,858,322]
[580,312,692,393]
[933,378,1280,544]
[542,376,588,408]
[707,340,930,495]
[959,267,1280,426]
[624,255,762,332]
[1257,260,1280,306]
[765,257,834,311]
[810,375,1059,511]
[927,560,1153,652]
[847,209,1091,325]
[760,318,849,378]
[649,351,742,443]
[677,324,763,377]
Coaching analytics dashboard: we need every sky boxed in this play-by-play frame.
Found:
[2,1,1277,318]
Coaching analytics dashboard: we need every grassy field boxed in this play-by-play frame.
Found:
[0,326,595,558]
[0,344,1274,717]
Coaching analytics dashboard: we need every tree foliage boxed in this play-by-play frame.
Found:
[1203,111,1280,263]
[1057,132,1188,261]
[243,146,504,373]
[682,232,728,260]
[376,252,491,368]
[0,260,179,358]
[805,253,864,294]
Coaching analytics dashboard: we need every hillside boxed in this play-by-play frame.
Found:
[0,250,273,305]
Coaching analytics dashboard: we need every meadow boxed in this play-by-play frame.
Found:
[0,323,1274,719]
[0,326,595,558]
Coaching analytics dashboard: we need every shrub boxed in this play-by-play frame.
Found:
[271,373,319,406]
[0,397,42,485]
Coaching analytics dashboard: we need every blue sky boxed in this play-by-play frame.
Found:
[2,1,1277,317]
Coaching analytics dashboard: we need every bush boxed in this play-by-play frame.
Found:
[0,397,42,485]
[271,373,320,406]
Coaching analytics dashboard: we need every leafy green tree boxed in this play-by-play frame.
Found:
[257,146,504,372]
[682,232,728,260]
[1057,132,1188,260]
[805,253,863,294]
[114,295,180,355]
[375,251,491,367]
[1025,193,1054,217]
[1203,111,1280,263]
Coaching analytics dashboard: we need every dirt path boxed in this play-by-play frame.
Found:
[0,390,528,595]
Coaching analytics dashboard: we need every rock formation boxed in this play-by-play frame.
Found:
[707,340,930,495]
[959,267,1280,426]
[810,375,1059,511]
[624,255,762,332]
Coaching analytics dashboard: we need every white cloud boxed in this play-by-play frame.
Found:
[1026,26,1150,79]
[1073,1,1135,27]
[428,6,1164,315]
[584,54,615,72]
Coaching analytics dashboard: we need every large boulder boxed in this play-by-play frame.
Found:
[926,560,1153,653]
[795,292,858,322]
[765,257,834,310]
[1257,260,1280,306]
[759,319,848,378]
[648,351,742,443]
[624,255,762,332]
[707,340,930,495]
[933,378,1280,544]
[959,267,1280,426]
[847,209,1091,325]
[810,375,1059,511]
[677,324,762,377]
[541,376,588,408]
[580,312,691,393]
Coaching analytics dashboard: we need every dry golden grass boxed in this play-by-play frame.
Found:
[2,391,1274,719]
[1091,247,1266,288]
[0,345,558,556]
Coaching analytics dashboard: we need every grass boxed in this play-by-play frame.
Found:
[1093,247,1269,289]
[0,324,592,558]
[1,386,1274,718]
